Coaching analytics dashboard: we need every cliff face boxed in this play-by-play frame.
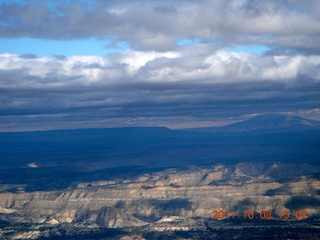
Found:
[0,162,319,228]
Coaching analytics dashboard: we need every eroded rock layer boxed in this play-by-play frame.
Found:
[0,162,319,229]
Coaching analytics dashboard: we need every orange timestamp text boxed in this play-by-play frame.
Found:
[212,209,308,220]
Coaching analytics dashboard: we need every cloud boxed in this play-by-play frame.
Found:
[19,53,37,59]
[0,0,320,52]
[0,0,320,131]
[0,46,319,131]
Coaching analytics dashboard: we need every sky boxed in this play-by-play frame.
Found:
[0,0,320,131]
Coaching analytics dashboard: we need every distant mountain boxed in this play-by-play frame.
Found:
[192,114,320,133]
[1,119,320,191]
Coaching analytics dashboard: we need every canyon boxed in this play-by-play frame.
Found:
[0,162,319,239]
[0,114,319,239]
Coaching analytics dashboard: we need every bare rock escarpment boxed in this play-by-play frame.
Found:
[0,162,319,229]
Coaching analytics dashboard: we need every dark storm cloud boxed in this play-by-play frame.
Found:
[0,0,320,52]
[1,75,319,131]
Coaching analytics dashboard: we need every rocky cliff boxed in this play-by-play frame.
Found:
[0,162,319,232]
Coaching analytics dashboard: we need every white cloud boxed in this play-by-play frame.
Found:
[119,50,179,72]
[1,0,320,51]
[1,48,320,88]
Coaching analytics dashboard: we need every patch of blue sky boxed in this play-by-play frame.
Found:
[0,0,26,5]
[176,38,201,46]
[46,0,97,15]
[0,0,97,15]
[230,44,271,53]
[0,37,129,57]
